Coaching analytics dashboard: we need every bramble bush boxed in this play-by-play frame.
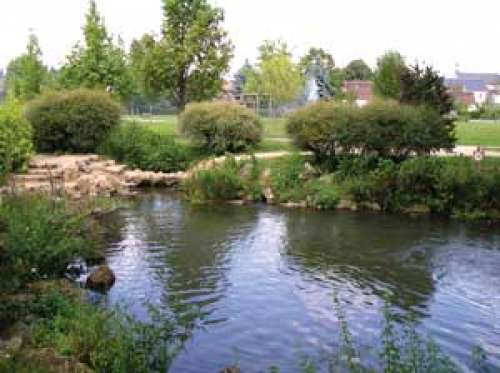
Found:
[25,89,121,153]
[0,101,33,180]
[180,101,263,154]
[99,122,192,173]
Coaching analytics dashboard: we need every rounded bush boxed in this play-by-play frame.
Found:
[0,101,33,178]
[180,101,263,154]
[287,100,448,161]
[286,101,357,161]
[25,89,121,153]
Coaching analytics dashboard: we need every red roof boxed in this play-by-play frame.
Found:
[450,90,474,106]
[342,80,373,102]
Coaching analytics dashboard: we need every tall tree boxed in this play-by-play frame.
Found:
[299,48,335,77]
[5,33,47,100]
[233,59,254,100]
[59,0,133,101]
[148,0,234,110]
[344,59,373,80]
[373,51,406,99]
[245,40,302,105]
[129,34,161,107]
[400,63,456,149]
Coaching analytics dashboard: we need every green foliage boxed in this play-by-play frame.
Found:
[0,195,84,291]
[100,122,192,172]
[299,47,336,77]
[340,159,398,211]
[133,0,233,110]
[26,290,198,373]
[343,59,373,81]
[5,33,47,101]
[59,1,134,101]
[286,101,354,162]
[180,101,263,154]
[245,40,303,105]
[0,101,33,179]
[270,154,307,201]
[287,100,451,161]
[26,89,121,153]
[129,34,160,105]
[373,51,406,99]
[182,156,261,202]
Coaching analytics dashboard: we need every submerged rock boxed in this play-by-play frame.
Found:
[86,265,115,291]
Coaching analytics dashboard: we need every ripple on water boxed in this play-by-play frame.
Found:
[99,193,500,372]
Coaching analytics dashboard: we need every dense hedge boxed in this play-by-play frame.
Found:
[287,100,454,161]
[337,156,500,217]
[99,122,192,173]
[25,89,121,153]
[0,102,33,179]
[180,101,263,154]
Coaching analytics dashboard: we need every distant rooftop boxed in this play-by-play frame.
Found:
[445,78,487,92]
[455,71,500,85]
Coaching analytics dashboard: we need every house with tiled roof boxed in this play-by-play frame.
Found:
[342,80,373,107]
[445,70,500,108]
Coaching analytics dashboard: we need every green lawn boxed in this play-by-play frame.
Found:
[123,116,500,150]
[455,121,500,147]
[123,114,294,152]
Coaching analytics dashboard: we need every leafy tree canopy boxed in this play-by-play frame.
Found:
[298,47,335,76]
[373,51,406,99]
[145,0,234,110]
[59,0,134,101]
[244,40,302,105]
[5,33,47,101]
[344,59,373,81]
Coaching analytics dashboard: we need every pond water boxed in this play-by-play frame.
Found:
[100,192,500,372]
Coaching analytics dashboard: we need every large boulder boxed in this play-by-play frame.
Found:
[86,265,115,291]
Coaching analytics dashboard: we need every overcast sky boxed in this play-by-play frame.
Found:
[1,0,499,77]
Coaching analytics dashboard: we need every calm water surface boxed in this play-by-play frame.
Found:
[100,192,500,372]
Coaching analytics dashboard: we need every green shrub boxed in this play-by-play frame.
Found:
[180,101,263,154]
[25,89,121,153]
[182,157,262,202]
[0,101,33,179]
[270,154,308,202]
[396,157,450,212]
[0,195,85,291]
[341,158,398,211]
[27,290,198,373]
[305,178,340,209]
[287,100,450,162]
[100,123,192,172]
[286,102,355,162]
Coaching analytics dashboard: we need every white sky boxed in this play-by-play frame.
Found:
[1,0,500,77]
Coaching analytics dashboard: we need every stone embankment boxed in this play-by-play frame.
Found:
[3,152,312,198]
[3,154,187,198]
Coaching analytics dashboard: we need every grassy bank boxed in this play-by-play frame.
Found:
[0,194,198,372]
[182,154,500,220]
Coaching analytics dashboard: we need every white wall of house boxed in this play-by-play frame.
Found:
[474,91,488,105]
[491,94,500,105]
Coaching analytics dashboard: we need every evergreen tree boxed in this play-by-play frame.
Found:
[59,0,133,101]
[5,33,47,100]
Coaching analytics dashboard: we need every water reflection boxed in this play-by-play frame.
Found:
[101,192,500,372]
